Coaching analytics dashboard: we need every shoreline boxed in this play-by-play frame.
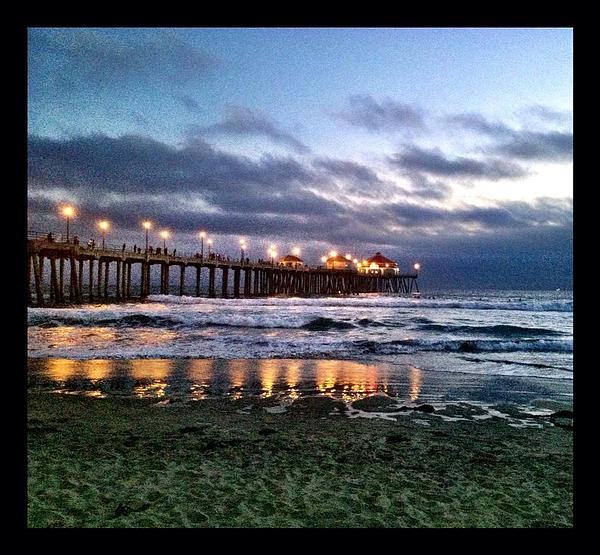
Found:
[28,390,573,527]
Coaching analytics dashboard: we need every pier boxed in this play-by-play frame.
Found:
[27,232,419,306]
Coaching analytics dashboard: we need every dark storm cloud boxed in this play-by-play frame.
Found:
[28,133,571,257]
[524,105,572,124]
[447,110,573,162]
[445,113,514,138]
[313,158,382,184]
[28,133,313,199]
[174,95,202,113]
[28,29,217,94]
[389,145,528,180]
[311,157,394,198]
[193,106,310,154]
[336,94,426,132]
[493,130,573,162]
[406,174,451,200]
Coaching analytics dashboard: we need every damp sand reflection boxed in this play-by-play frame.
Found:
[28,358,423,403]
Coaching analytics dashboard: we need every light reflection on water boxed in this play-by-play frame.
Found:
[27,357,570,406]
[28,358,423,403]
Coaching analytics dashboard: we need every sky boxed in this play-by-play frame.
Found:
[27,27,573,289]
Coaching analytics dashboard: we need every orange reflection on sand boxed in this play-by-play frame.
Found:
[286,361,301,400]
[316,360,337,393]
[80,359,112,381]
[130,359,173,380]
[409,366,422,402]
[45,358,79,381]
[187,359,215,400]
[258,359,280,397]
[228,360,252,399]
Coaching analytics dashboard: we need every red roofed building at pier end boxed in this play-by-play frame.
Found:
[357,252,400,276]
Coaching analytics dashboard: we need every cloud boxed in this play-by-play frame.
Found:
[174,95,202,113]
[335,94,425,132]
[389,145,528,180]
[28,133,571,253]
[447,111,573,162]
[445,113,514,139]
[492,131,573,162]
[523,105,572,124]
[406,174,451,200]
[192,105,309,154]
[28,28,217,96]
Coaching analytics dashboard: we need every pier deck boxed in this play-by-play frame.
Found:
[27,235,419,305]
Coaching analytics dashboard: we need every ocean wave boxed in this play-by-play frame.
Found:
[416,323,564,337]
[28,309,393,332]
[300,317,355,331]
[145,294,573,312]
[351,338,573,355]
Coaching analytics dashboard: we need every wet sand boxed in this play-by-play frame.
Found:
[28,387,573,527]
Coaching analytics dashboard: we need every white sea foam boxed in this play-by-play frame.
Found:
[27,291,573,379]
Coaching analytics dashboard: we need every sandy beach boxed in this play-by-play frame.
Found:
[28,382,573,528]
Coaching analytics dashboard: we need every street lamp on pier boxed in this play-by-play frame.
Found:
[98,220,109,249]
[199,231,206,258]
[61,206,75,243]
[160,230,170,252]
[240,238,247,263]
[207,238,213,257]
[142,221,152,253]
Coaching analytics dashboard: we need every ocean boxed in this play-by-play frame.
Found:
[27,290,573,406]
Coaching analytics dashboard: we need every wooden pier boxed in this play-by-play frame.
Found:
[27,235,419,306]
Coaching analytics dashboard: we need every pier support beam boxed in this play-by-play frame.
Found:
[208,266,216,298]
[221,267,229,298]
[97,260,103,298]
[103,261,109,299]
[179,265,185,296]
[58,257,65,303]
[126,262,132,298]
[78,259,84,301]
[88,259,94,302]
[195,266,201,297]
[120,260,126,298]
[50,257,59,303]
[32,254,44,305]
[69,256,79,303]
[233,267,241,298]
[116,260,121,299]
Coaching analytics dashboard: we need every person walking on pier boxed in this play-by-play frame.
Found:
[47,232,54,242]
[122,243,126,252]
[133,244,137,253]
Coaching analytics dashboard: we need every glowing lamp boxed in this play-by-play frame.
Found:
[414,263,421,271]
[329,250,337,258]
[98,220,109,231]
[142,221,152,230]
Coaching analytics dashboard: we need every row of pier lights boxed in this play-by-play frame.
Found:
[58,205,421,271]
